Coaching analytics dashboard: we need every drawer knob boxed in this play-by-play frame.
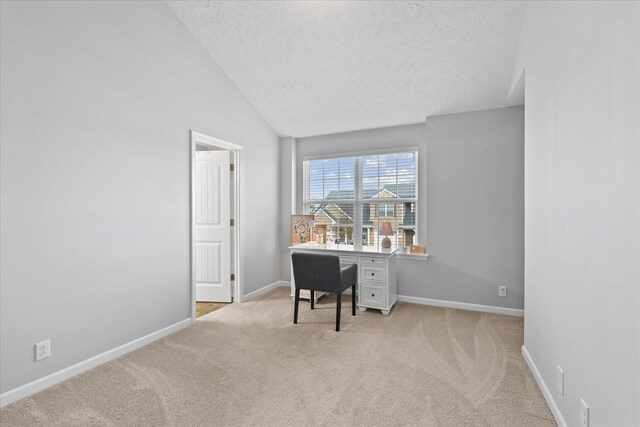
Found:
[371,272,375,276]
[371,293,375,297]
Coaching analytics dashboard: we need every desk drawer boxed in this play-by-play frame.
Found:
[361,284,385,307]
[360,265,386,283]
[360,256,386,266]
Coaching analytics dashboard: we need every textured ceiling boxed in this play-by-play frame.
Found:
[167,1,525,137]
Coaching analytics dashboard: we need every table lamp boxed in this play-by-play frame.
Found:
[379,222,394,248]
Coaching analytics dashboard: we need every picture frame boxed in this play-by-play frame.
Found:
[291,215,314,245]
[313,224,327,244]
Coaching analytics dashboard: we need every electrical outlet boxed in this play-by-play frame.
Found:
[498,286,507,297]
[35,340,50,361]
[580,398,589,427]
[556,365,564,395]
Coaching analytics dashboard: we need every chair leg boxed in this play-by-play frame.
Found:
[336,293,342,332]
[294,288,300,324]
[310,290,314,310]
[352,284,356,316]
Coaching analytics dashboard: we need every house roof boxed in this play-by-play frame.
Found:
[314,183,416,228]
[310,203,353,225]
[323,183,416,200]
[313,184,416,227]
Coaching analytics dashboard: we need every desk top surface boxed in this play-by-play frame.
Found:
[289,242,397,256]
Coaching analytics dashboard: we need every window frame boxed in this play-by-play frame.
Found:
[302,147,419,248]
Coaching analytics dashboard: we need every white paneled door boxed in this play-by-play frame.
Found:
[195,150,231,302]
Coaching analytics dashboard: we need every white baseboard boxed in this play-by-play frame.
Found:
[521,345,567,427]
[282,285,518,313]
[0,318,191,408]
[396,294,524,317]
[243,280,289,301]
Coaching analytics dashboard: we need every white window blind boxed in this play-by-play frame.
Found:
[303,150,418,248]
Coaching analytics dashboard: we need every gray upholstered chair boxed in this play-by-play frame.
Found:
[291,253,357,331]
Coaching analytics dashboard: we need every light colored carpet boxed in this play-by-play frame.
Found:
[0,287,554,426]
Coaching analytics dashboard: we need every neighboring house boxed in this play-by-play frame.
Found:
[363,184,416,247]
[311,201,354,243]
[310,184,416,247]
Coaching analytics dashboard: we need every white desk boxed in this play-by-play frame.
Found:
[289,243,397,315]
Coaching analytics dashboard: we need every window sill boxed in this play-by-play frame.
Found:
[396,252,429,261]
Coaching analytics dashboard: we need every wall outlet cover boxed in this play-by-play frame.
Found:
[35,340,50,361]
[556,365,564,396]
[498,286,507,297]
[580,398,589,427]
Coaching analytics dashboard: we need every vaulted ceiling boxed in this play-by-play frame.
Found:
[167,1,525,137]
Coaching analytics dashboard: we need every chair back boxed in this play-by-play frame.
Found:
[291,253,342,293]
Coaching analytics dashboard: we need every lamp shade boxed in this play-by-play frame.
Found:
[379,222,394,236]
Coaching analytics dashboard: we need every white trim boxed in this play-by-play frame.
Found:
[0,318,191,408]
[290,139,297,214]
[190,130,245,322]
[243,280,290,301]
[191,130,243,151]
[353,155,363,245]
[396,253,430,261]
[302,150,420,249]
[522,345,568,427]
[303,146,418,161]
[396,294,524,317]
[234,148,245,303]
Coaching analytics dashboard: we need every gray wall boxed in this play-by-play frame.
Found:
[279,137,296,281]
[421,107,524,309]
[283,107,524,310]
[514,2,639,425]
[0,1,280,393]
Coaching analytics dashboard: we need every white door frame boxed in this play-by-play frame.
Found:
[190,130,244,323]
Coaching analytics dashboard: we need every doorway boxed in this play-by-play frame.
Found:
[190,131,244,323]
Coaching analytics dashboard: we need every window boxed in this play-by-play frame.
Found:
[303,151,418,248]
[377,203,396,217]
